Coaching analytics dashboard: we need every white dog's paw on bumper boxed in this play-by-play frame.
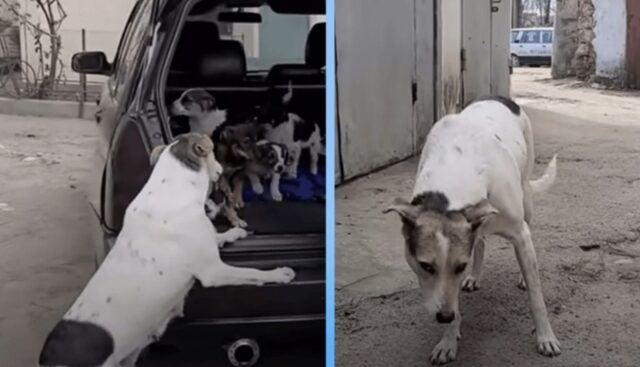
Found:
[271,267,296,284]
[537,334,561,357]
[461,276,479,292]
[430,338,458,365]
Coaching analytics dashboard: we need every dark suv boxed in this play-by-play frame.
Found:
[71,0,325,365]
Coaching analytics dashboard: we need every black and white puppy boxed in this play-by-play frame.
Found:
[264,83,325,178]
[233,140,291,205]
[38,133,295,367]
[170,88,227,136]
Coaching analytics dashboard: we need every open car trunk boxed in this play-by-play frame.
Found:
[164,0,325,235]
[156,0,326,326]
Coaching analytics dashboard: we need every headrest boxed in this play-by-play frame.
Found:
[305,22,325,68]
[199,40,247,83]
[173,22,220,70]
[267,64,323,85]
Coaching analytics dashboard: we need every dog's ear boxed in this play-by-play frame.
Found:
[383,198,419,227]
[463,200,497,233]
[193,135,214,158]
[201,96,215,111]
[149,145,166,166]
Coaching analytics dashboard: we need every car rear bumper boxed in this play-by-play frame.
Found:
[518,55,551,65]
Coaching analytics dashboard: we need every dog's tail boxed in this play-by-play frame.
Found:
[529,154,557,193]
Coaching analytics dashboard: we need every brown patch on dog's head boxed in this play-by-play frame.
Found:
[169,133,222,182]
[384,192,497,320]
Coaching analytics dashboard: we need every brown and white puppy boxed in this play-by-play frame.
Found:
[205,123,268,228]
[384,96,559,365]
[232,140,290,206]
[170,88,227,136]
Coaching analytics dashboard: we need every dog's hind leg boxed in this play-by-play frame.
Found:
[197,264,295,287]
[506,220,560,357]
[461,237,485,292]
[517,183,534,290]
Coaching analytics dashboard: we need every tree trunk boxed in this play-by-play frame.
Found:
[512,0,523,27]
[35,0,58,97]
[544,0,552,25]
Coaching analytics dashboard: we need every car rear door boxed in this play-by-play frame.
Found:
[98,0,158,232]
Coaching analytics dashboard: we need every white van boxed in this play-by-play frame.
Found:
[510,27,553,67]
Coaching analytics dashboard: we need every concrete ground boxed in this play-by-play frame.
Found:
[336,69,640,366]
[0,115,96,366]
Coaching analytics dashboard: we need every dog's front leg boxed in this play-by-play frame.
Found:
[462,237,485,292]
[248,172,264,195]
[217,227,249,248]
[270,173,283,201]
[430,313,461,365]
[223,205,247,228]
[197,263,295,287]
[232,174,245,208]
[510,221,560,357]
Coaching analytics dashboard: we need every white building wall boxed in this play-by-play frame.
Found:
[593,0,627,82]
[19,0,135,82]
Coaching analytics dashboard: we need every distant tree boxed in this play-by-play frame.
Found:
[517,0,556,27]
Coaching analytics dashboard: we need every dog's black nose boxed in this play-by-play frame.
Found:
[436,311,455,324]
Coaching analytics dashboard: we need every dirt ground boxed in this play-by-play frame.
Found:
[0,115,97,366]
[336,69,640,366]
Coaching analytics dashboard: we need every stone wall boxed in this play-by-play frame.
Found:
[574,0,596,80]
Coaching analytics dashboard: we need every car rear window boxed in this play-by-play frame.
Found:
[221,6,325,71]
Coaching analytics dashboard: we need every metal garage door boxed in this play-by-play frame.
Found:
[461,0,510,105]
[336,0,417,181]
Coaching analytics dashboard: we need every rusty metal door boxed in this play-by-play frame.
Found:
[626,0,640,89]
